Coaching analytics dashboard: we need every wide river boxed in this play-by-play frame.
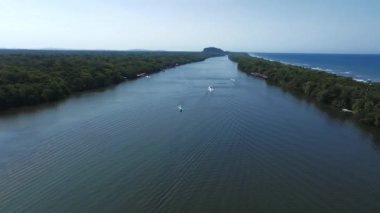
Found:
[0,56,379,212]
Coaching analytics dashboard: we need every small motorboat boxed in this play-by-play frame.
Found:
[208,85,214,92]
[342,108,353,113]
[178,105,183,112]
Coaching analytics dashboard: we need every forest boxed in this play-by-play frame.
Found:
[0,50,221,110]
[229,53,380,128]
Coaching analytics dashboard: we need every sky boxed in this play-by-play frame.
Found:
[0,0,379,53]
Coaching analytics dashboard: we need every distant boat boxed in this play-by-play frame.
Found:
[251,72,268,79]
[145,75,151,78]
[208,85,214,92]
[230,78,236,82]
[342,108,353,113]
[178,105,183,112]
[136,73,146,77]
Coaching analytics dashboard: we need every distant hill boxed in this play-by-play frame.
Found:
[202,47,225,54]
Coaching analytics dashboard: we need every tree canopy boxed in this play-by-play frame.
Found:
[0,50,220,110]
[229,53,380,128]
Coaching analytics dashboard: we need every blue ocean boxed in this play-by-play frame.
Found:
[251,53,380,82]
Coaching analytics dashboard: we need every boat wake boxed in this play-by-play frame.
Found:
[177,105,183,112]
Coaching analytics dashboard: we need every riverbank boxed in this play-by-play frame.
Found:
[0,50,222,111]
[229,53,380,128]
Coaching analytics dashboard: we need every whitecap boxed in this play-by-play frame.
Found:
[353,78,367,83]
[311,67,324,71]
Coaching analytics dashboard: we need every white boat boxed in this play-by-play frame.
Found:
[178,105,183,112]
[208,85,214,92]
[342,108,353,113]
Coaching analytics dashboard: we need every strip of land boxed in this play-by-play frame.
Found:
[0,50,222,110]
[229,53,380,128]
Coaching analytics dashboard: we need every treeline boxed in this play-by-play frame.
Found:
[229,53,380,127]
[0,50,220,110]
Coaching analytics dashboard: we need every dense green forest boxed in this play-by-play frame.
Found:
[0,50,221,110]
[229,53,380,128]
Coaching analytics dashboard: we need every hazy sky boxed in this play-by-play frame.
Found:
[0,0,379,53]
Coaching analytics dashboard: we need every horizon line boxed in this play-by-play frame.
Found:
[0,47,379,55]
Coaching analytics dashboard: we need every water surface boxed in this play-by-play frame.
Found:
[252,53,380,82]
[0,56,380,212]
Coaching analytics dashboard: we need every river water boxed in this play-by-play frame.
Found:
[0,56,379,212]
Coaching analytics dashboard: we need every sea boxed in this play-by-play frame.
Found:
[251,53,380,82]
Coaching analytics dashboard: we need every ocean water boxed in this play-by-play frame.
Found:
[251,53,380,82]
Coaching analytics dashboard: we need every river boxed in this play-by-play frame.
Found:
[0,56,379,212]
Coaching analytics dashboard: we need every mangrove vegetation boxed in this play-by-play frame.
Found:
[0,50,222,110]
[229,53,380,128]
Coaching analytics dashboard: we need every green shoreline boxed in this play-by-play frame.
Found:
[228,53,380,128]
[0,50,222,111]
